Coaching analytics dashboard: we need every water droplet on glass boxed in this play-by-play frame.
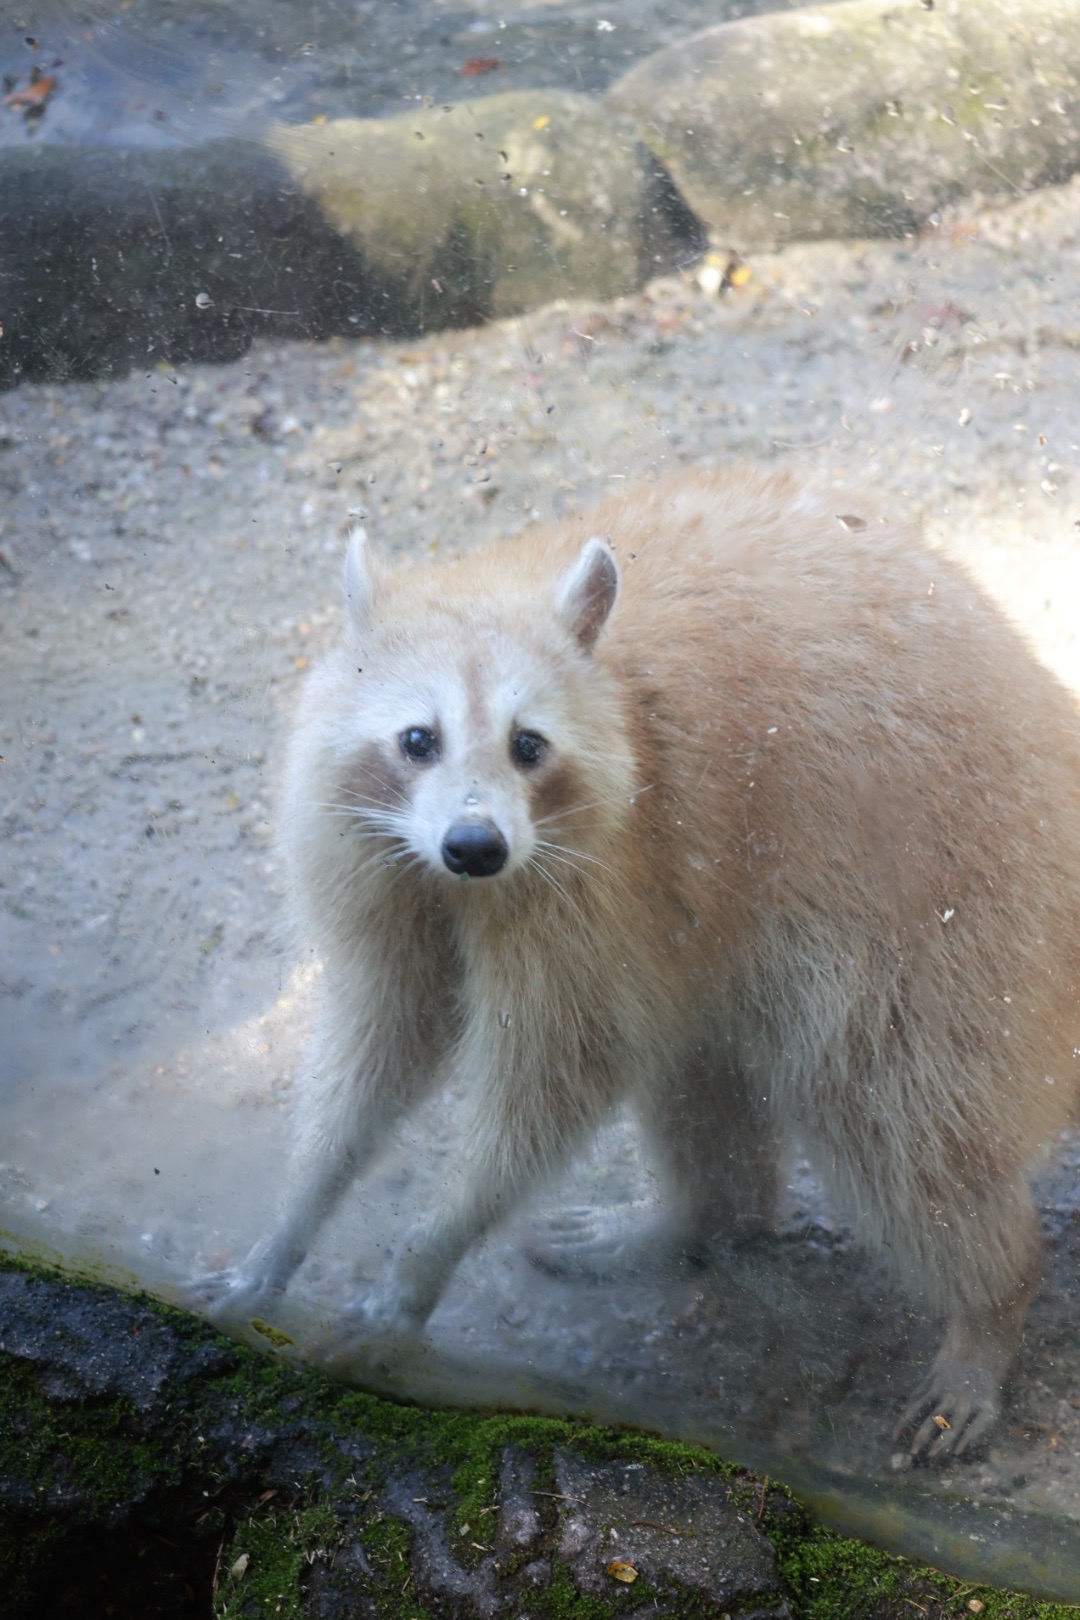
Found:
[499,1009,512,1028]
[195,291,212,310]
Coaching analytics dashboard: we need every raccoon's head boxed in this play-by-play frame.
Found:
[331,527,632,888]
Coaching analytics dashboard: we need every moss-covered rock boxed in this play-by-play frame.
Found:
[1,1260,1078,1618]
[0,91,699,388]
[267,91,701,322]
[607,0,1080,246]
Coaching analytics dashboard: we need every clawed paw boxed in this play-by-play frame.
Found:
[347,1277,429,1339]
[526,1204,681,1283]
[894,1372,1000,1462]
[184,1266,279,1325]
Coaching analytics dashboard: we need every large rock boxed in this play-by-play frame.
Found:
[608,0,1080,246]
[267,90,700,321]
[1,1262,1074,1614]
[0,91,699,387]
[0,1263,794,1619]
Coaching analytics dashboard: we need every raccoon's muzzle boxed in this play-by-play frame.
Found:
[441,818,509,878]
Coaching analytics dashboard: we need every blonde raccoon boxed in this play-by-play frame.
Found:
[215,466,1080,1461]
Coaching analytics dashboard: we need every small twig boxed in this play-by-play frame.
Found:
[626,1518,693,1538]
[211,1535,226,1598]
[754,1475,769,1526]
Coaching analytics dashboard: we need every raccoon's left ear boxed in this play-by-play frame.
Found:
[343,525,373,633]
[556,536,619,652]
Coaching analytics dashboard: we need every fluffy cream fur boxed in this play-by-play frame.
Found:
[219,467,1080,1460]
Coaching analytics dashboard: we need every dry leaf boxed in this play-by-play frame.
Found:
[606,1560,638,1584]
[4,75,56,110]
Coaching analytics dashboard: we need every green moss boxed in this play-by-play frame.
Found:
[351,1511,439,1620]
[5,1259,1080,1619]
[533,1569,621,1620]
[215,1499,344,1619]
[758,1488,1080,1619]
[0,1359,179,1514]
[0,1517,67,1615]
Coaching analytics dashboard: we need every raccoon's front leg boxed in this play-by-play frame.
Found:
[354,1046,612,1335]
[203,991,443,1317]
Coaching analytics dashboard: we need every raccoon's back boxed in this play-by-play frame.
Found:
[586,469,1080,1093]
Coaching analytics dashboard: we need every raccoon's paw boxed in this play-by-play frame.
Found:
[893,1367,1001,1463]
[348,1276,429,1340]
[185,1255,283,1325]
[526,1205,693,1284]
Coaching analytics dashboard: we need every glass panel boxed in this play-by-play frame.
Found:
[3,0,1080,1594]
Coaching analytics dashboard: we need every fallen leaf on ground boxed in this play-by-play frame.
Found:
[4,75,56,110]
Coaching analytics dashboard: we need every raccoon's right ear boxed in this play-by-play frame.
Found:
[556,537,619,652]
[343,525,373,633]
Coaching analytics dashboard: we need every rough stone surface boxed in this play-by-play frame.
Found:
[268,91,702,320]
[4,0,1080,385]
[554,1448,789,1616]
[0,1263,798,1618]
[608,0,1080,246]
[0,92,699,388]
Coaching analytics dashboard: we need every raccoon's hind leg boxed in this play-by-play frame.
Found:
[889,1171,1040,1462]
[806,1059,1041,1462]
[529,1059,781,1283]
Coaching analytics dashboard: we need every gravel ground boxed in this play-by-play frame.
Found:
[3,175,1080,1584]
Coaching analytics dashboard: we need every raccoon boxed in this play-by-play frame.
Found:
[214,466,1080,1460]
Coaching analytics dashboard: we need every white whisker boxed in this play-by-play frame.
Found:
[533,838,614,878]
[534,781,655,829]
[528,854,573,906]
[331,770,412,811]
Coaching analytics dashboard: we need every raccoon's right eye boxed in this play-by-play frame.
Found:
[399,725,439,762]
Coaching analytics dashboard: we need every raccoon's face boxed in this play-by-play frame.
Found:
[332,530,631,886]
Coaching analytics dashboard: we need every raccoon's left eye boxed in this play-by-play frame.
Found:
[510,729,547,768]
[400,725,439,762]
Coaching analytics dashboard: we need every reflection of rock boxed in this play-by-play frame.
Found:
[608,0,1080,246]
[0,91,700,388]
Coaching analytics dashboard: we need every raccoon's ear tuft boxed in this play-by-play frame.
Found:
[343,525,373,632]
[556,536,619,652]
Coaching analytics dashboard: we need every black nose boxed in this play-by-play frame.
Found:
[441,818,509,877]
